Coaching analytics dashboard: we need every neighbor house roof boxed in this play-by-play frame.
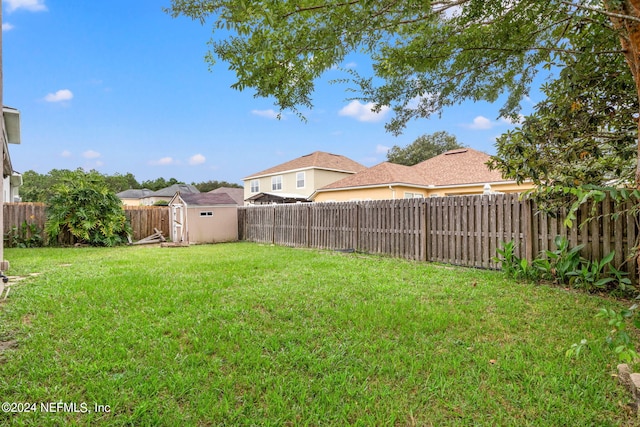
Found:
[117,188,154,199]
[245,151,366,179]
[315,148,508,194]
[412,148,504,186]
[175,192,237,206]
[317,162,430,191]
[208,187,244,205]
[149,183,200,198]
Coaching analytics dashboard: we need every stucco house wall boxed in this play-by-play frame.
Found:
[186,206,238,244]
[313,185,429,202]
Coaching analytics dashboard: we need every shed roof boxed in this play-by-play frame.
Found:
[245,151,366,179]
[178,192,237,206]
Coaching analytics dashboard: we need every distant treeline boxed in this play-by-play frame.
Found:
[19,169,242,203]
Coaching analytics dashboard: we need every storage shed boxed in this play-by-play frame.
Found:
[168,192,238,244]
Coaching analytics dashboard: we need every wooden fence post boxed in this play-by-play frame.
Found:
[523,197,534,263]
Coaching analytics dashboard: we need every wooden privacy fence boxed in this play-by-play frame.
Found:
[238,194,639,282]
[3,203,170,244]
[123,206,170,241]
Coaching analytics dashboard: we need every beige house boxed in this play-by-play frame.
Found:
[116,189,154,206]
[243,151,366,204]
[313,148,533,202]
[168,192,238,244]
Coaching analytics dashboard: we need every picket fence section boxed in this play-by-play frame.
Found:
[239,194,639,282]
[3,203,170,245]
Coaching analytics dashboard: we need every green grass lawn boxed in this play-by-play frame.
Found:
[0,243,636,426]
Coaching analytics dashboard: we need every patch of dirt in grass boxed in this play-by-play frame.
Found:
[0,340,17,352]
[8,272,42,282]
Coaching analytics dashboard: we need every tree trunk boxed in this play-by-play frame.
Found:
[604,0,640,277]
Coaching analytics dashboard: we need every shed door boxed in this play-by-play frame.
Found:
[171,203,186,242]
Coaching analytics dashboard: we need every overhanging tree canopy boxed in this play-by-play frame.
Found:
[488,9,639,189]
[167,0,640,185]
[387,131,464,166]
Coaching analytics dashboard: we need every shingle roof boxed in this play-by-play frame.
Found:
[244,151,366,179]
[116,188,154,199]
[412,148,504,185]
[149,183,200,197]
[179,192,237,206]
[319,162,429,190]
[317,148,507,192]
[208,187,244,205]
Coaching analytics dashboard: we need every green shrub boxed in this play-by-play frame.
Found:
[496,236,631,295]
[493,241,539,282]
[45,170,132,247]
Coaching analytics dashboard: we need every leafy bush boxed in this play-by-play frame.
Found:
[493,241,539,282]
[495,236,631,294]
[545,236,584,284]
[45,170,132,247]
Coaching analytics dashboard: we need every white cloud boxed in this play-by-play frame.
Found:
[466,115,494,130]
[251,109,280,119]
[150,157,175,166]
[5,0,47,12]
[376,144,390,154]
[44,89,73,103]
[463,114,524,130]
[2,23,15,32]
[338,100,390,123]
[82,150,101,159]
[60,150,72,158]
[189,154,206,165]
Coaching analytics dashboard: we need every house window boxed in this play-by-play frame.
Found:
[271,176,283,191]
[404,192,424,199]
[296,172,305,189]
[200,211,213,217]
[250,179,260,193]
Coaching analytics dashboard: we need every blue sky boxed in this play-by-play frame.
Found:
[3,0,542,186]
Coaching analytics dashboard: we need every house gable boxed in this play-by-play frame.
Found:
[243,151,366,204]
